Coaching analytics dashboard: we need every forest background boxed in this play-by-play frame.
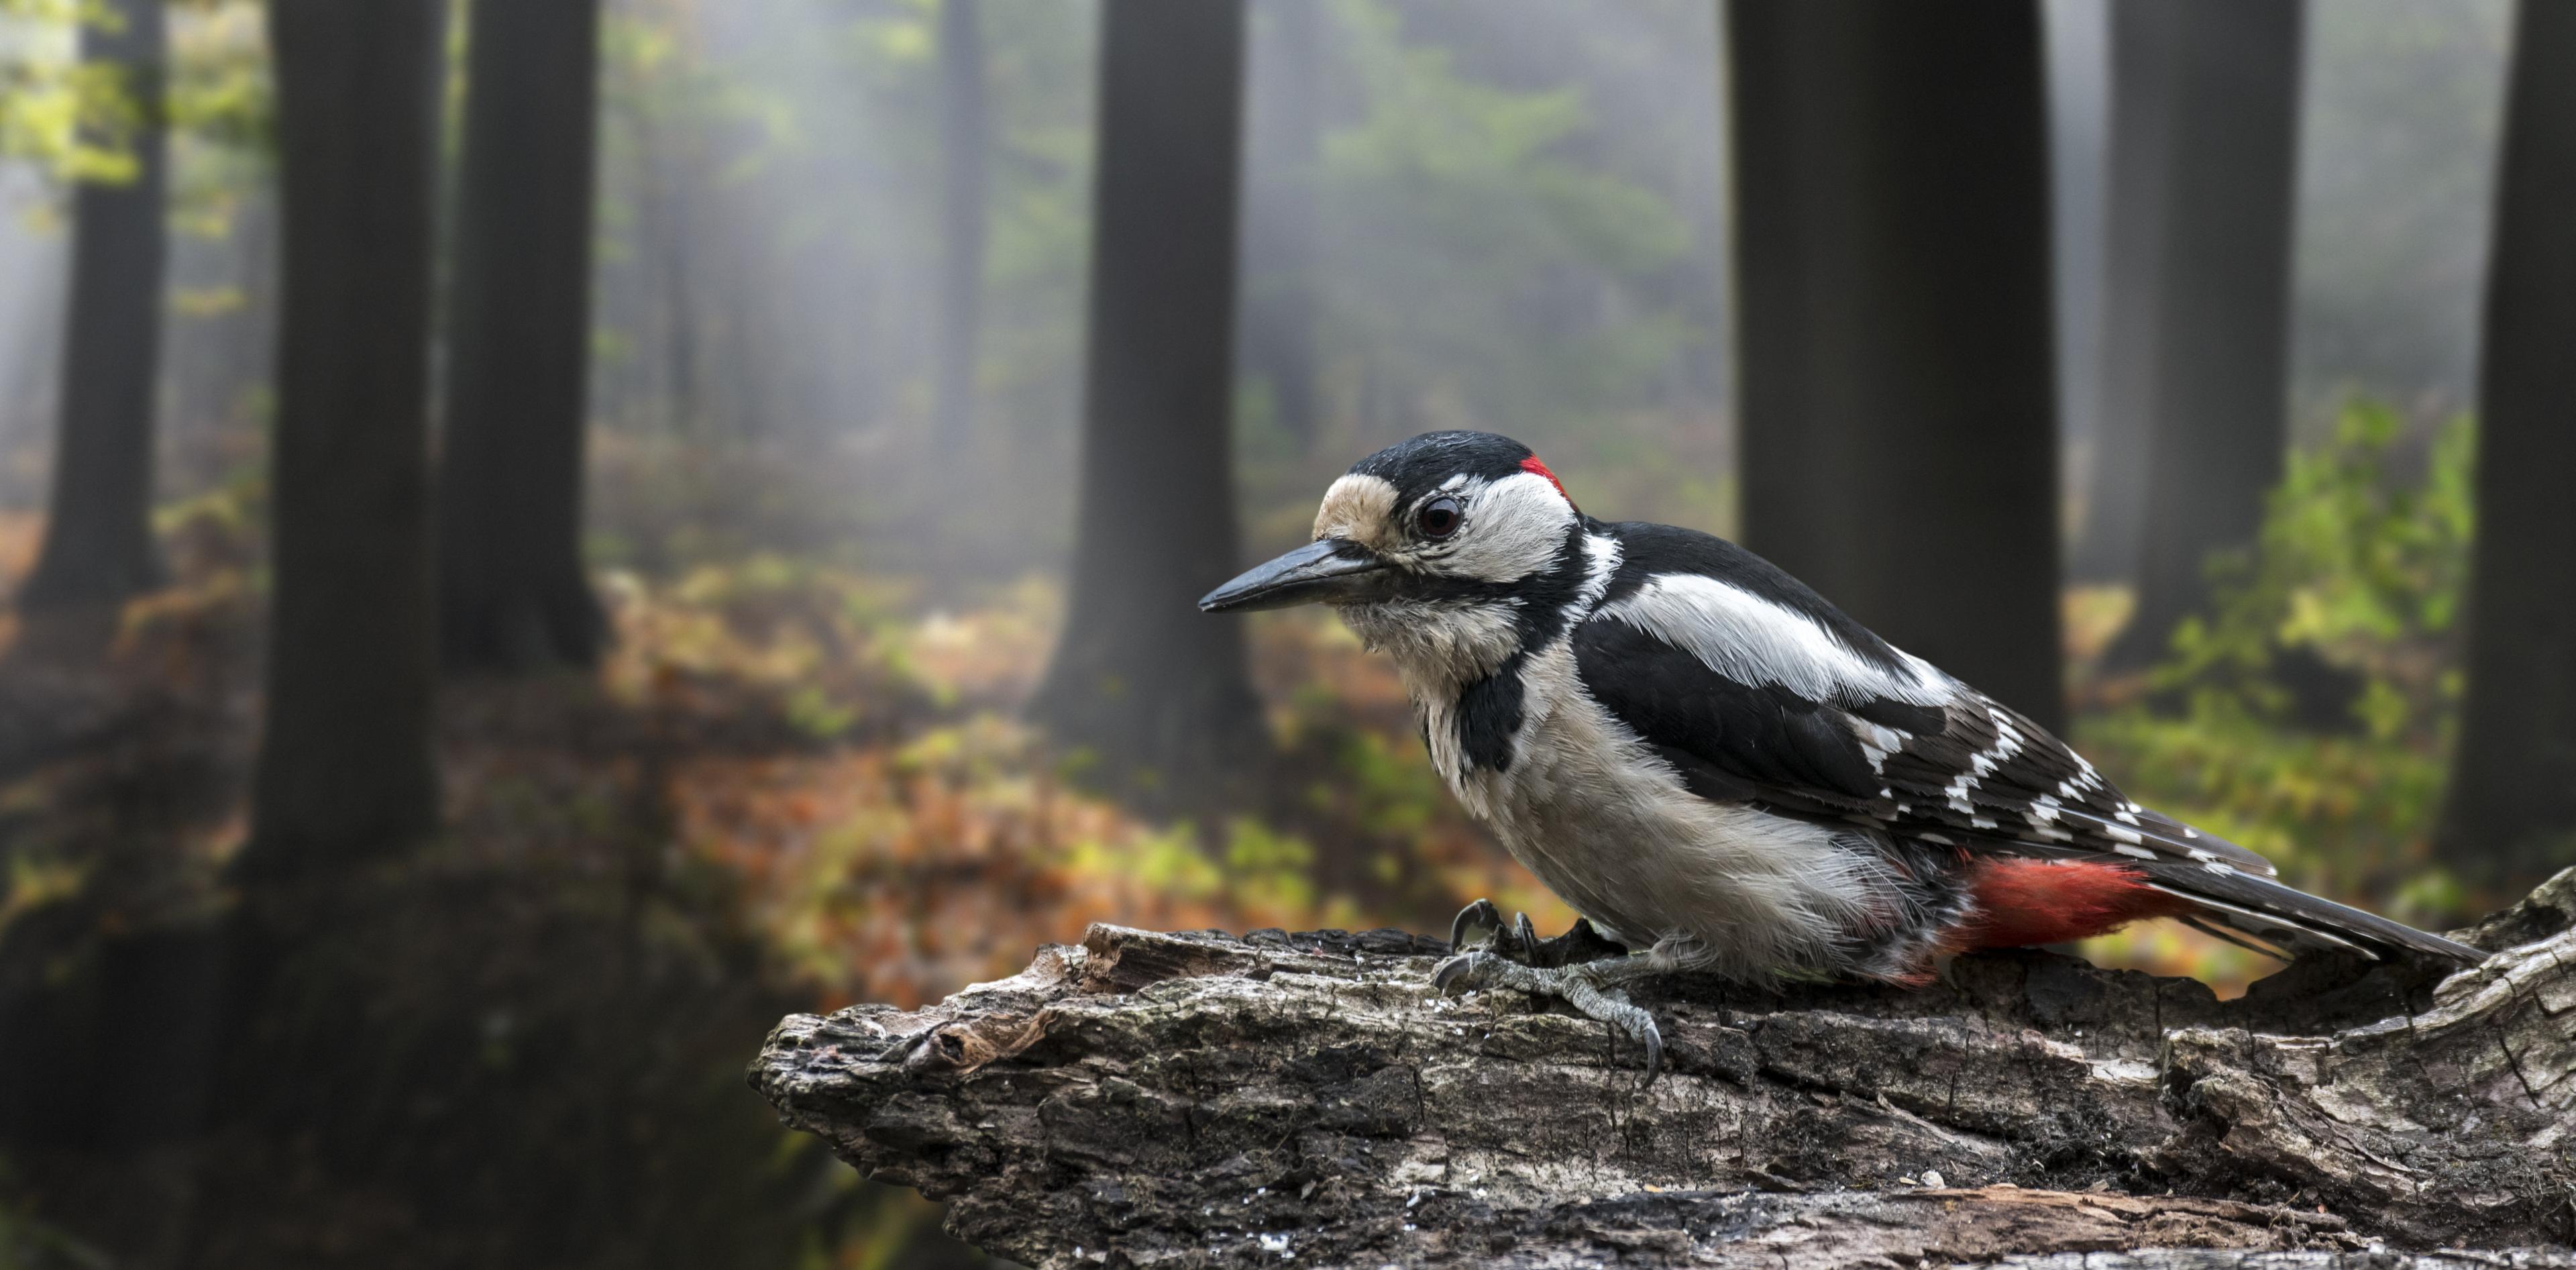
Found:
[0,0,2567,1266]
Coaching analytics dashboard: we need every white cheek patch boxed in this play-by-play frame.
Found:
[1600,573,1953,706]
[1313,472,1399,551]
[1434,471,1576,583]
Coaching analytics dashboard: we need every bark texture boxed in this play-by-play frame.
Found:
[1728,0,2065,733]
[2439,0,2576,894]
[755,871,2576,1269]
[437,0,608,674]
[243,0,445,875]
[1030,0,1264,794]
[21,0,168,613]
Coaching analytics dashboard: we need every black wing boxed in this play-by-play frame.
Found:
[1568,611,2481,964]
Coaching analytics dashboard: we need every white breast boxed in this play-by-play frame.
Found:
[1445,640,1888,980]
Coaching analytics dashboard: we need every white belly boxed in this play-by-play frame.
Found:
[1422,642,1883,980]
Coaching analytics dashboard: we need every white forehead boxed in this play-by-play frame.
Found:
[1313,472,1400,549]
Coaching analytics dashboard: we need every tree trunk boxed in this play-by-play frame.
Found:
[932,0,987,456]
[2098,0,2304,672]
[19,0,168,614]
[2072,0,2169,591]
[1030,0,1264,794]
[2438,0,2576,897]
[437,0,607,674]
[1241,0,1324,454]
[754,871,2576,1268]
[1729,0,2065,733]
[239,0,446,878]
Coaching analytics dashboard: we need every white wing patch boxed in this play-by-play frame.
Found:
[1600,573,1955,708]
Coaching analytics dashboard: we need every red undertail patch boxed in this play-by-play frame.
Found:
[1519,456,1575,509]
[1947,857,2192,951]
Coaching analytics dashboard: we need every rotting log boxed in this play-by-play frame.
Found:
[752,872,2576,1268]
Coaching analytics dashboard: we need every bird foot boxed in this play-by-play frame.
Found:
[1435,902,1664,1079]
[1445,897,1629,969]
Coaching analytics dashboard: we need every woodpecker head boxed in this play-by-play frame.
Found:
[1199,431,1583,637]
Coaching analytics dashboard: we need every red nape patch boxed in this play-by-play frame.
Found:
[1946,857,2192,951]
[1519,456,1575,509]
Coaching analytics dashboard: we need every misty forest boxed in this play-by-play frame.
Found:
[0,0,2570,1265]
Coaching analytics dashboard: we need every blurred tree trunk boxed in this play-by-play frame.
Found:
[1032,0,1263,794]
[437,0,607,674]
[19,0,168,615]
[2439,0,2576,895]
[239,0,445,877]
[1728,0,2065,733]
[932,0,987,455]
[1241,0,1323,453]
[2068,0,2153,586]
[2098,0,2304,671]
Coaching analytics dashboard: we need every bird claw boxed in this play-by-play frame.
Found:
[1432,947,1490,994]
[1429,945,1665,1083]
[1446,898,1629,969]
[1449,898,1507,955]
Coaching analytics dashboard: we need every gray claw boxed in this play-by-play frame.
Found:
[1627,1008,1665,1088]
[1449,898,1504,953]
[1512,911,1540,957]
[1432,949,1487,994]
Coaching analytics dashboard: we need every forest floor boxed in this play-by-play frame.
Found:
[0,483,2468,1265]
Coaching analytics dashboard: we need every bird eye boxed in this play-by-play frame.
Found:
[1416,496,1463,540]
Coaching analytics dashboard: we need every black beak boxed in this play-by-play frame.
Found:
[1199,539,1389,613]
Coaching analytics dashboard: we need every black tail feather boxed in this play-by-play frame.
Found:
[2143,862,2485,965]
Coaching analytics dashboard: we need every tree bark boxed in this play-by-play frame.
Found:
[240,0,445,876]
[2098,0,2304,672]
[1030,0,1264,794]
[437,0,608,674]
[932,0,988,456]
[20,0,168,614]
[1728,0,2065,734]
[1240,0,1324,454]
[2439,0,2576,896]
[755,871,2576,1269]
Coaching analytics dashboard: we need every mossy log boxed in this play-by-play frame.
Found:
[752,872,2576,1268]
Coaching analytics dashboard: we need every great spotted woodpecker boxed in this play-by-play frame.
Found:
[1201,430,2483,1069]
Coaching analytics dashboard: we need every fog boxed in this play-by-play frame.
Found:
[0,0,2516,574]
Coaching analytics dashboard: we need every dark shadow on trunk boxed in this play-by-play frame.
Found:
[238,0,445,879]
[2438,0,2576,897]
[1030,0,1265,801]
[437,0,608,675]
[19,0,169,617]
[2097,0,2303,674]
[1728,0,2065,732]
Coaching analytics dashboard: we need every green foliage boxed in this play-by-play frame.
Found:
[2156,401,2473,743]
[0,0,142,187]
[2078,403,2475,913]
